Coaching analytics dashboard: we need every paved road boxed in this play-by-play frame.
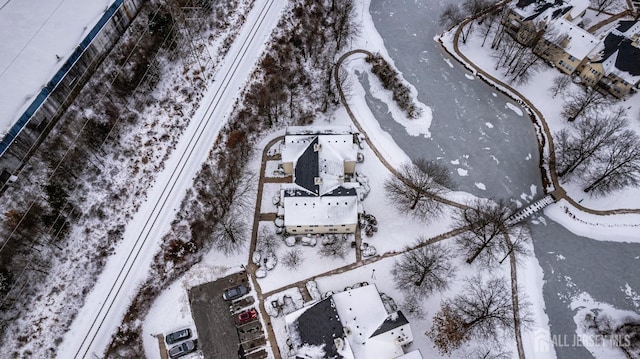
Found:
[57,0,287,357]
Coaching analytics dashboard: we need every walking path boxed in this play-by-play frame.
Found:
[445,11,640,216]
[247,6,640,356]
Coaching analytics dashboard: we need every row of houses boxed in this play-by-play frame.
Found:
[503,0,640,98]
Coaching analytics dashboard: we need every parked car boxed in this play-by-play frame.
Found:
[165,328,192,345]
[168,339,196,358]
[238,308,258,324]
[223,284,248,301]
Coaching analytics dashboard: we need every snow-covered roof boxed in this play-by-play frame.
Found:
[592,23,640,85]
[549,18,599,59]
[567,0,589,20]
[282,183,359,227]
[396,350,424,359]
[332,285,389,345]
[285,297,345,358]
[615,20,640,38]
[282,131,358,196]
[332,285,415,358]
[511,0,586,24]
[0,0,116,142]
[286,125,354,136]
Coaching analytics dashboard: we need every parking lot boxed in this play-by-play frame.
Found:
[188,271,266,359]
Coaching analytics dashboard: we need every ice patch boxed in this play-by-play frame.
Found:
[536,216,547,226]
[450,159,460,165]
[457,168,468,176]
[492,93,497,97]
[622,284,640,309]
[485,122,494,128]
[490,155,499,164]
[465,73,475,80]
[556,254,566,260]
[474,182,486,190]
[525,153,532,160]
[443,57,454,68]
[505,102,523,116]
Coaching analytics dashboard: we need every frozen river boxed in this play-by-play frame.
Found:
[368,0,640,358]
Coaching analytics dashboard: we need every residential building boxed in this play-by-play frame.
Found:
[534,18,599,75]
[280,126,361,235]
[580,20,640,97]
[502,0,589,45]
[285,284,422,359]
[503,0,640,98]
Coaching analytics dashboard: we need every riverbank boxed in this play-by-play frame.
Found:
[437,18,640,243]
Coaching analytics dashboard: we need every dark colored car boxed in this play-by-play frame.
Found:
[165,328,192,345]
[238,308,258,324]
[168,339,196,358]
[223,284,248,301]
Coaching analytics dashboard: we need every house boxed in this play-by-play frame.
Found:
[502,0,589,45]
[280,126,361,235]
[580,20,640,97]
[533,17,599,75]
[285,284,423,359]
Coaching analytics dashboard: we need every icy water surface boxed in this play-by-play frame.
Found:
[368,0,640,358]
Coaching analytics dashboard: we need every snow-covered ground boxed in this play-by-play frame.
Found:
[141,1,553,359]
[6,0,635,358]
[0,0,113,135]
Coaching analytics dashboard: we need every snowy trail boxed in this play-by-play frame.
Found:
[57,0,286,357]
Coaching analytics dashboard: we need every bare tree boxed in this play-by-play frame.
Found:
[319,236,349,259]
[554,108,628,179]
[282,248,304,269]
[460,342,512,359]
[212,213,248,255]
[392,241,454,298]
[330,0,358,51]
[454,198,525,266]
[384,159,453,221]
[549,75,571,98]
[477,4,503,47]
[257,226,280,253]
[401,293,427,319]
[439,4,465,29]
[460,0,492,43]
[583,130,640,195]
[427,275,520,354]
[562,86,612,122]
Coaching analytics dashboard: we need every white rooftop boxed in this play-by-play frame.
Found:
[286,125,354,136]
[0,0,114,135]
[282,183,359,227]
[396,350,424,359]
[511,0,587,23]
[550,18,599,59]
[567,0,589,20]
